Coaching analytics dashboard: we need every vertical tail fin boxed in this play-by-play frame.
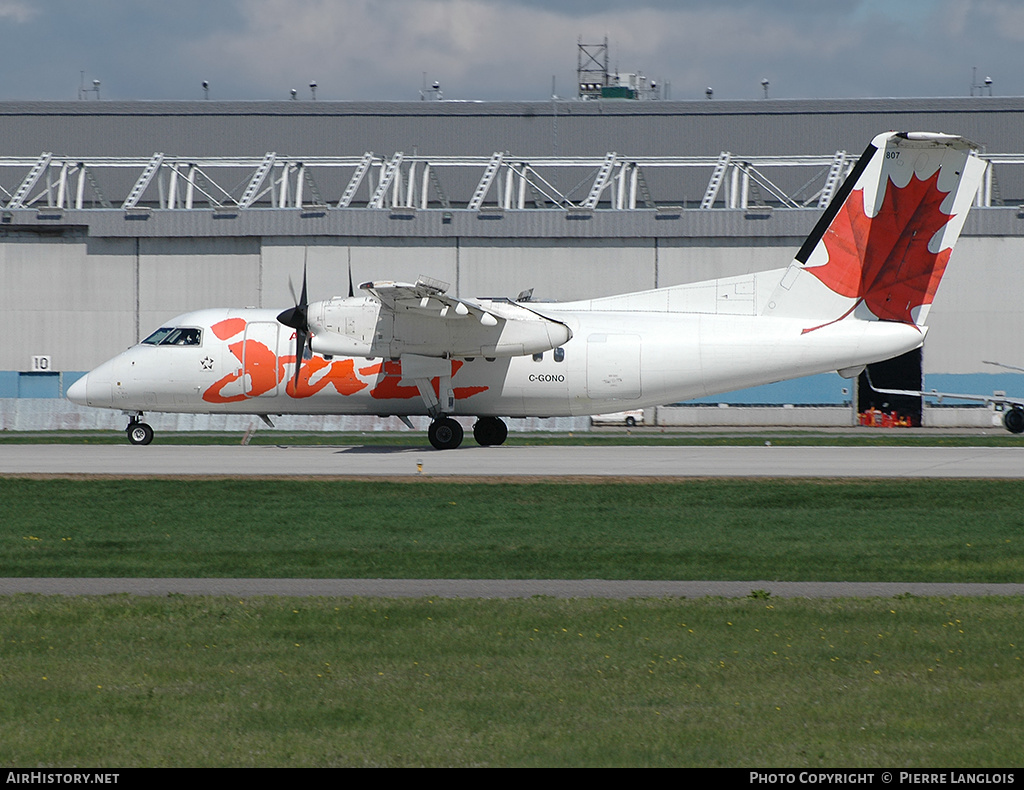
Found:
[766,132,987,329]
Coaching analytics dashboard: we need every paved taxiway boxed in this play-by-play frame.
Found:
[3,578,1023,598]
[4,443,1024,478]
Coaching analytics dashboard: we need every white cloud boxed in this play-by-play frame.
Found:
[186,0,992,102]
[194,0,584,99]
[970,0,1024,43]
[0,0,1018,101]
[0,0,36,23]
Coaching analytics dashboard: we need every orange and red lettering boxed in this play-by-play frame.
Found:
[202,319,488,403]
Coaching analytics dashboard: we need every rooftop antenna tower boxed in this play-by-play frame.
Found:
[970,66,993,96]
[577,37,662,100]
[78,72,101,100]
[577,36,609,100]
[420,74,443,101]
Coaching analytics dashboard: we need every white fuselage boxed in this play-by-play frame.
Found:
[69,304,924,418]
[66,131,985,438]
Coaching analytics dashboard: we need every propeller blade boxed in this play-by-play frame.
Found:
[276,264,310,391]
[287,273,299,308]
[292,328,309,390]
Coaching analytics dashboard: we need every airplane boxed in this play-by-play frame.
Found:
[67,131,988,449]
[868,361,1024,433]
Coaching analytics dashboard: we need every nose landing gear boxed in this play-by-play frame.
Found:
[1004,407,1024,434]
[126,415,154,445]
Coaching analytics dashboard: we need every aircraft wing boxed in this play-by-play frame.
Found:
[869,384,1024,408]
[306,275,572,359]
[867,366,1024,408]
[867,375,1024,433]
[361,276,501,326]
[983,360,1024,374]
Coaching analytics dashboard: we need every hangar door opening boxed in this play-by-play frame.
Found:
[856,348,922,427]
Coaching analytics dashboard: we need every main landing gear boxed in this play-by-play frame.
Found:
[428,416,464,450]
[126,415,154,445]
[427,416,509,450]
[473,416,508,447]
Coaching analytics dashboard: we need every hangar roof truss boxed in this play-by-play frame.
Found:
[0,150,1010,213]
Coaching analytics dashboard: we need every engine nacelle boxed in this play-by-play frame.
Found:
[308,296,381,357]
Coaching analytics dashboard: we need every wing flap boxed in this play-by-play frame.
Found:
[361,277,494,323]
[338,275,572,358]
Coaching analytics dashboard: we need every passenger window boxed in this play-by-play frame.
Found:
[554,347,565,363]
[533,352,544,362]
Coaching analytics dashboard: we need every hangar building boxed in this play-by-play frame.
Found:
[2,97,1023,431]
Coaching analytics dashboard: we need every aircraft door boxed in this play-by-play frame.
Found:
[242,321,280,398]
[586,334,642,400]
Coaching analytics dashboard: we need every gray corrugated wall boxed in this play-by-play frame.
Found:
[1,97,1021,155]
[2,98,1022,203]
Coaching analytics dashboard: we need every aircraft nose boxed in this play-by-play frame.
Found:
[66,358,116,408]
[66,373,89,406]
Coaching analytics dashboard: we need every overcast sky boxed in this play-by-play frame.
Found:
[0,0,1020,103]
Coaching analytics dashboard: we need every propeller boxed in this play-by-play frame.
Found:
[276,263,310,390]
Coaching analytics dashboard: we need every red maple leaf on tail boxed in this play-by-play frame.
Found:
[810,170,955,325]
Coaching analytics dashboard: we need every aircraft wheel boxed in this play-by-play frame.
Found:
[1004,408,1024,434]
[473,416,508,446]
[428,417,464,450]
[127,422,154,446]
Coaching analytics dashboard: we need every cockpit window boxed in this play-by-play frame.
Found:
[163,327,202,346]
[142,327,174,345]
[142,327,202,346]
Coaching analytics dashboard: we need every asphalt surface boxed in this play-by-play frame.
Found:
[4,443,1024,478]
[2,578,1023,598]
[6,577,1024,598]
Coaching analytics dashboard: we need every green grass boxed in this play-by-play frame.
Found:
[3,478,1024,581]
[1,595,1021,767]
[4,478,1024,767]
